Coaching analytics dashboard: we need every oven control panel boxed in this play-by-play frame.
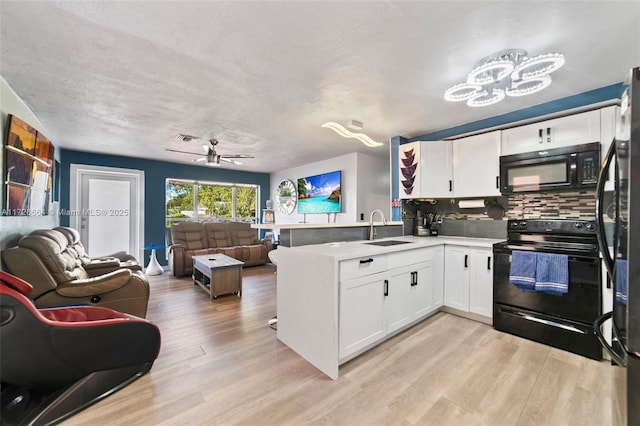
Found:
[508,219,596,234]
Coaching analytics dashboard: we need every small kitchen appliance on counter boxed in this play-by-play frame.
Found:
[414,212,442,236]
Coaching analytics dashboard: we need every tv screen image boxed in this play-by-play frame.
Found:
[297,170,341,214]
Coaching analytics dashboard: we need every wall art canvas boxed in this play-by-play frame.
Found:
[3,115,55,215]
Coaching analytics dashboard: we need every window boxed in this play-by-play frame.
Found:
[165,179,258,227]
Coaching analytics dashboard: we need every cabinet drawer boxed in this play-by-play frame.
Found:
[340,255,387,281]
[388,247,433,269]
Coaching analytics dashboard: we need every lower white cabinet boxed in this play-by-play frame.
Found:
[339,250,438,359]
[469,249,493,318]
[432,245,444,308]
[339,272,387,358]
[385,260,434,334]
[278,240,494,380]
[444,246,493,320]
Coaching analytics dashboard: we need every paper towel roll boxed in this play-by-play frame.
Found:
[458,199,485,209]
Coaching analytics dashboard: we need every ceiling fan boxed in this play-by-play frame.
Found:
[166,139,254,166]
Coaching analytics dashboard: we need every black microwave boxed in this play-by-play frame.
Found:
[499,142,601,194]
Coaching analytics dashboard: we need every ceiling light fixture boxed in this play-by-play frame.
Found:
[321,122,383,147]
[444,49,565,107]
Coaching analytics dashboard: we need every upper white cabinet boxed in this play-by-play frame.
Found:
[501,109,601,156]
[452,131,501,197]
[399,140,452,199]
[398,106,615,199]
[398,141,422,198]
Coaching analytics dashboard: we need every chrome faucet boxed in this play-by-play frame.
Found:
[369,209,387,240]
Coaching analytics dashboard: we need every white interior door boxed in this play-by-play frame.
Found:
[70,164,144,261]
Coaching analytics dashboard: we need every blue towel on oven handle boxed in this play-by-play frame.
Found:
[509,250,537,291]
[535,252,569,295]
[615,258,628,306]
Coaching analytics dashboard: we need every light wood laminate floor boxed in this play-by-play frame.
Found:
[63,265,614,425]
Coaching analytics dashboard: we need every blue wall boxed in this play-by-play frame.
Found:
[60,149,270,266]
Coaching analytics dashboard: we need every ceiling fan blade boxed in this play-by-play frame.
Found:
[220,157,242,165]
[195,158,207,162]
[220,154,254,159]
[165,148,203,156]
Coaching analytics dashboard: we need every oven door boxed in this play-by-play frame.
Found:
[493,246,601,323]
[493,244,603,359]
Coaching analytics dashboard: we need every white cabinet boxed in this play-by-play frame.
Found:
[339,271,387,358]
[399,141,422,198]
[501,109,601,156]
[444,246,469,311]
[399,140,453,199]
[422,140,453,197]
[386,266,417,334]
[444,246,493,320]
[385,260,434,334]
[432,245,444,308]
[452,131,501,197]
[339,248,437,358]
[468,249,493,318]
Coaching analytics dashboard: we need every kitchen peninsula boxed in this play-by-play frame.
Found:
[276,235,502,379]
[252,221,403,246]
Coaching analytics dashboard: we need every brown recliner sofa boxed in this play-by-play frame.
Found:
[167,221,273,277]
[1,229,150,318]
[53,226,142,274]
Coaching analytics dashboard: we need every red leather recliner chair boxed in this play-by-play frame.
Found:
[0,271,161,426]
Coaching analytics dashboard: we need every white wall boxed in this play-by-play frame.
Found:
[268,152,390,226]
[357,153,390,221]
[0,77,59,250]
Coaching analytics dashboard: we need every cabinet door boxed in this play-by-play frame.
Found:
[452,131,501,197]
[385,267,413,334]
[410,261,434,319]
[398,141,421,199]
[339,272,387,358]
[547,109,601,149]
[469,248,493,319]
[419,140,453,197]
[501,109,601,155]
[432,245,444,308]
[444,246,470,311]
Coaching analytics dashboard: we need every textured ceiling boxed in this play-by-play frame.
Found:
[1,1,639,173]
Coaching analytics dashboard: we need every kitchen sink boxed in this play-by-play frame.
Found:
[364,240,411,247]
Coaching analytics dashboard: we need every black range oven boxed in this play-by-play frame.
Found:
[493,219,602,359]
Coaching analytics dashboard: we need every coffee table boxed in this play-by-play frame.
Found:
[192,254,244,300]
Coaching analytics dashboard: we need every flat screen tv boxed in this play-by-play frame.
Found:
[297,170,341,214]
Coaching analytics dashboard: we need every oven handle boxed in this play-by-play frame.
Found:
[593,311,627,367]
[500,307,586,334]
[492,247,600,263]
[596,140,615,280]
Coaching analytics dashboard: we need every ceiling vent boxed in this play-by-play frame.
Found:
[175,133,200,143]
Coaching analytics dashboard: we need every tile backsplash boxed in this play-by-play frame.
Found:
[507,190,596,220]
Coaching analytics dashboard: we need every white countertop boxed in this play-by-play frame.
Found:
[251,221,403,230]
[277,235,503,261]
